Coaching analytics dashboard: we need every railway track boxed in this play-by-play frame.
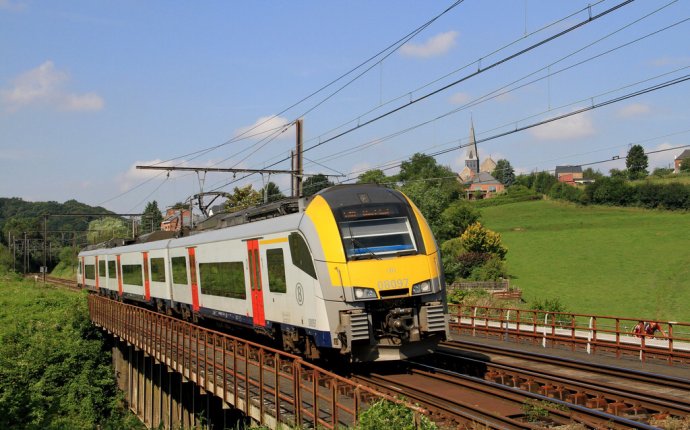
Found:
[29,274,80,291]
[352,361,655,429]
[416,339,690,426]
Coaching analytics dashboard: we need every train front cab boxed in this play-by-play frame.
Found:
[303,185,448,362]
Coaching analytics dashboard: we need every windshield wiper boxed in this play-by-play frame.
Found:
[350,236,381,260]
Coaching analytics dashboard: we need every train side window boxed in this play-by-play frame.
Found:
[98,260,106,277]
[199,262,246,299]
[266,249,287,293]
[108,261,116,279]
[122,264,143,286]
[150,257,166,282]
[288,233,317,279]
[171,257,187,284]
[85,264,95,280]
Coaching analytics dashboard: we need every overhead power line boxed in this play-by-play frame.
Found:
[148,0,466,168]
[300,0,635,156]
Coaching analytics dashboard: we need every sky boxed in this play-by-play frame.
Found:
[1,0,689,214]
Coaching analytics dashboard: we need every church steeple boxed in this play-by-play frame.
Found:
[465,119,479,173]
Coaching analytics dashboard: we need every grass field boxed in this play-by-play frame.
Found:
[479,200,690,323]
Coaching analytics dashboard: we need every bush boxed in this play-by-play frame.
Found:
[548,182,584,203]
[356,399,437,430]
[472,185,541,208]
[0,281,142,429]
[452,252,490,280]
[469,256,507,281]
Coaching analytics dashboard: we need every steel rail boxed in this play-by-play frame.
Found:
[407,363,660,430]
[354,364,657,430]
[443,339,690,391]
[352,373,531,430]
[431,340,690,423]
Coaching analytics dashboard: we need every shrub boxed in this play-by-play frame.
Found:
[460,222,507,259]
[455,252,491,279]
[548,182,584,203]
[469,256,507,281]
[356,399,437,430]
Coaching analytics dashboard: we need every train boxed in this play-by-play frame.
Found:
[78,184,448,362]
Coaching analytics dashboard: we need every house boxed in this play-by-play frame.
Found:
[555,165,583,185]
[465,172,505,199]
[674,149,690,173]
[161,208,192,232]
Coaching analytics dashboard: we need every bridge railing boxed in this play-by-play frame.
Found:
[450,304,690,366]
[89,295,420,429]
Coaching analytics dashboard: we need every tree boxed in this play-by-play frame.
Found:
[261,182,285,202]
[460,222,507,259]
[609,168,627,180]
[225,185,262,213]
[141,201,163,233]
[491,159,515,187]
[0,244,13,272]
[626,144,648,180]
[400,181,450,240]
[357,169,389,185]
[582,168,604,180]
[302,174,334,197]
[680,158,690,173]
[436,200,481,243]
[652,167,673,177]
[87,217,128,244]
[532,171,557,194]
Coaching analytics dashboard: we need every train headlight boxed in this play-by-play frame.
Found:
[353,287,378,300]
[412,280,431,295]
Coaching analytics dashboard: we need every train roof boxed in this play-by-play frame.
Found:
[79,184,398,256]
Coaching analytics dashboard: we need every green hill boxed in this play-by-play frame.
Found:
[479,199,690,323]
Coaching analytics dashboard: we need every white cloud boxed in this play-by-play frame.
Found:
[61,92,105,111]
[449,92,471,105]
[118,159,168,191]
[1,61,104,112]
[650,56,690,67]
[400,31,458,59]
[617,103,651,118]
[0,0,26,11]
[529,111,595,141]
[234,115,294,140]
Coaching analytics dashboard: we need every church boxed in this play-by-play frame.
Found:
[458,121,505,199]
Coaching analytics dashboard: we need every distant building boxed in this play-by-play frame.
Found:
[674,149,690,173]
[458,120,500,183]
[161,208,192,232]
[480,156,497,174]
[555,165,584,186]
[465,172,505,200]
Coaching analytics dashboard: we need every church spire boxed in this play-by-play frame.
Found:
[465,118,479,174]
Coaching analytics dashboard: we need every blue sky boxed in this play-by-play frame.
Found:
[1,0,689,213]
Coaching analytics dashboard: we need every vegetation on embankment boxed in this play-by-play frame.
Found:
[480,199,690,323]
[0,272,143,429]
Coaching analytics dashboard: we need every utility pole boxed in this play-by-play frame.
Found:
[12,233,16,272]
[23,232,27,274]
[43,215,47,283]
[294,118,304,198]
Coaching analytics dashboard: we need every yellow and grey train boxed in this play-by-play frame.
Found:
[78,184,448,362]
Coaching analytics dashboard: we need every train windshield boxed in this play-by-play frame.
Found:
[339,216,417,259]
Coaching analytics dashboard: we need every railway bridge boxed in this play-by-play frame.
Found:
[87,294,399,429]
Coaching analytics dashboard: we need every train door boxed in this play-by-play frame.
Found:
[247,239,266,326]
[142,252,151,302]
[187,247,200,312]
[116,255,123,297]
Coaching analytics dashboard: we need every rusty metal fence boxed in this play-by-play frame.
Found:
[450,305,690,366]
[89,295,411,429]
